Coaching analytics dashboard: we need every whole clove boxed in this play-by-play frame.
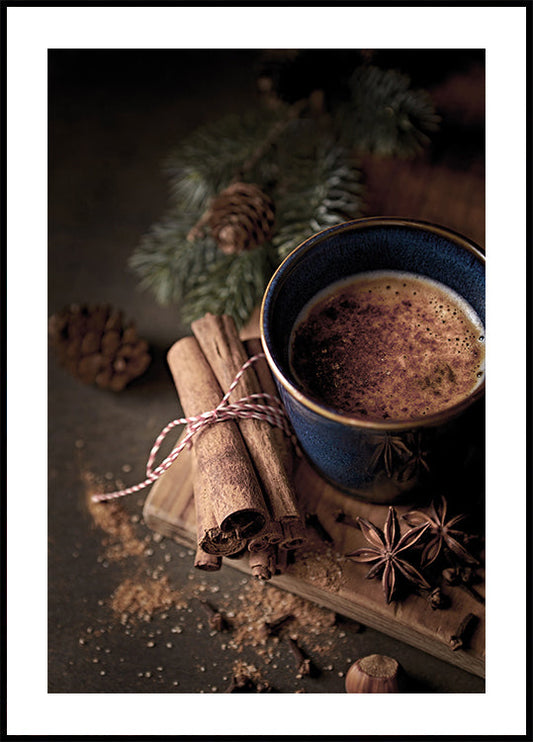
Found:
[287,635,313,677]
[442,567,485,605]
[418,585,450,610]
[449,612,479,651]
[264,613,294,636]
[224,675,256,693]
[334,509,359,529]
[196,598,228,632]
[224,672,272,693]
[305,512,334,544]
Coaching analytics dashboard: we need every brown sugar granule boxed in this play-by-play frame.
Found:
[110,574,186,623]
[286,540,345,593]
[225,660,272,692]
[225,580,337,660]
[82,470,147,560]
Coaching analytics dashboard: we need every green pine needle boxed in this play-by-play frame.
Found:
[129,67,439,328]
[181,244,274,328]
[337,65,440,157]
[129,207,219,305]
[163,109,285,211]
[273,124,365,260]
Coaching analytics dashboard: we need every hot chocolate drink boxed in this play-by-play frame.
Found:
[289,271,485,421]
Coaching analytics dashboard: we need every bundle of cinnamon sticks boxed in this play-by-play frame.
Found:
[167,313,305,580]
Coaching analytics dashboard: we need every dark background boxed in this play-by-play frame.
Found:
[48,48,485,694]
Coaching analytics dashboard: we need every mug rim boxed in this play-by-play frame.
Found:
[260,216,486,432]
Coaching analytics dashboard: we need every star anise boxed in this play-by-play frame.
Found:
[346,507,431,604]
[403,495,479,567]
[368,433,412,478]
[397,432,430,483]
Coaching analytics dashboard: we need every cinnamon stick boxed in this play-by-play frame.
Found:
[249,544,276,581]
[244,337,294,475]
[248,520,283,550]
[192,474,245,557]
[274,546,289,576]
[280,520,306,550]
[244,339,304,549]
[247,533,272,552]
[167,336,269,547]
[194,548,222,572]
[191,314,304,549]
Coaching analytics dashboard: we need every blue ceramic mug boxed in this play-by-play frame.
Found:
[260,217,485,504]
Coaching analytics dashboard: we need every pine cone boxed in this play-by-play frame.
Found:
[48,303,151,392]
[207,182,275,255]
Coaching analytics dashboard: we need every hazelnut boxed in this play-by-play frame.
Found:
[345,654,400,693]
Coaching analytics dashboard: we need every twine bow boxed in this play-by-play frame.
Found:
[91,352,292,503]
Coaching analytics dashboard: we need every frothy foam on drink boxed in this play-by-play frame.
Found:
[289,271,485,421]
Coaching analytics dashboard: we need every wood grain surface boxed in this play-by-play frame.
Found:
[144,424,485,677]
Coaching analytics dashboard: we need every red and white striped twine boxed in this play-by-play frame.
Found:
[91,352,293,503]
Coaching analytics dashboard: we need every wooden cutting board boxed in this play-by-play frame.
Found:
[143,428,485,678]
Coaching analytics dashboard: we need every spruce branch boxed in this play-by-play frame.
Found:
[181,244,274,328]
[129,207,219,305]
[185,97,311,245]
[235,97,309,181]
[129,60,440,329]
[273,124,365,260]
[162,109,285,212]
[336,65,440,158]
